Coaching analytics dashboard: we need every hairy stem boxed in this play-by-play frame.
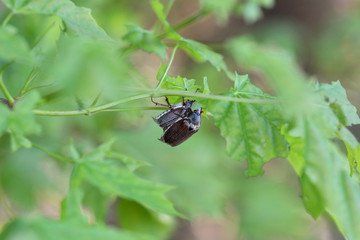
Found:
[33,90,278,117]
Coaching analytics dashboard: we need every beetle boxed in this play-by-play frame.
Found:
[152,96,203,147]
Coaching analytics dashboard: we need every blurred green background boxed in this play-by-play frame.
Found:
[0,0,359,239]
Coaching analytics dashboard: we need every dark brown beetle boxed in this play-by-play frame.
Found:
[152,96,202,147]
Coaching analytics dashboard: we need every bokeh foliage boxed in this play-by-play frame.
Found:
[0,0,359,239]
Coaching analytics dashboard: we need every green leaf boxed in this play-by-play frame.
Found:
[203,76,211,94]
[32,16,63,64]
[43,37,136,101]
[1,0,110,40]
[158,72,200,104]
[117,199,175,239]
[9,131,32,152]
[68,139,81,161]
[123,24,167,59]
[160,75,199,92]
[61,185,87,223]
[227,36,313,116]
[62,141,180,218]
[9,92,41,136]
[107,151,150,171]
[209,74,288,176]
[316,81,360,126]
[281,127,304,176]
[337,127,360,176]
[0,26,33,63]
[74,160,181,217]
[82,184,110,222]
[179,39,231,76]
[156,62,167,82]
[235,173,311,239]
[150,0,181,40]
[227,36,360,178]
[0,92,41,151]
[0,150,52,209]
[200,0,237,22]
[80,139,115,162]
[284,120,360,239]
[0,216,152,240]
[300,174,324,219]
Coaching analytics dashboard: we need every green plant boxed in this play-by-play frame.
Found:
[0,0,359,239]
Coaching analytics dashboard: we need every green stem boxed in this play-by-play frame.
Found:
[155,45,178,90]
[31,143,74,163]
[157,10,210,39]
[152,0,175,34]
[121,9,209,56]
[33,90,278,117]
[0,74,15,106]
[0,59,15,74]
[2,11,14,27]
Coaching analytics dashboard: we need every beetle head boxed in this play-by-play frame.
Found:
[188,108,202,126]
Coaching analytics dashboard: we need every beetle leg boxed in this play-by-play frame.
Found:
[165,96,172,106]
[151,95,171,107]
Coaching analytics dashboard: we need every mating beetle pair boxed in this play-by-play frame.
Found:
[152,96,203,147]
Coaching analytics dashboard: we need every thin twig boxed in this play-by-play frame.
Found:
[155,45,178,90]
[157,10,210,39]
[31,143,74,163]
[2,11,14,27]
